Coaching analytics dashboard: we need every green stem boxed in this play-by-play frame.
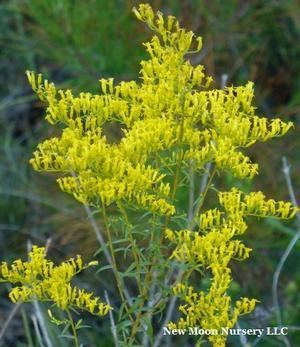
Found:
[101,202,134,321]
[66,309,79,347]
[171,116,185,200]
[21,308,34,347]
[129,116,187,344]
[118,202,143,295]
[190,165,217,229]
[162,115,185,236]
[128,269,153,344]
[128,214,159,344]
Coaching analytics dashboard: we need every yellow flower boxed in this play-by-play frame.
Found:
[0,246,111,316]
[166,186,296,342]
[27,5,292,214]
[26,4,297,347]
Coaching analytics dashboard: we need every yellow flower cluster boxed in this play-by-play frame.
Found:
[219,188,297,219]
[0,246,111,316]
[27,3,292,215]
[166,189,297,347]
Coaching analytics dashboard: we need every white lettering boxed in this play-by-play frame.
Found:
[163,327,171,335]
[221,327,229,335]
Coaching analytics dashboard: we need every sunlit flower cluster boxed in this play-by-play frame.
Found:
[25,4,296,346]
[27,4,292,216]
[166,189,297,346]
[0,246,111,316]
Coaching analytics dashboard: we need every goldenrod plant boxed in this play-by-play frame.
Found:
[0,246,111,346]
[166,189,297,346]
[1,3,297,347]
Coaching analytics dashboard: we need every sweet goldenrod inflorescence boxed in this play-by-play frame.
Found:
[25,3,297,347]
[0,246,111,316]
[27,4,292,215]
[166,188,297,347]
[219,188,298,219]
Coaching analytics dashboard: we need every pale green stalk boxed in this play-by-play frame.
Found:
[101,202,134,322]
[66,309,79,347]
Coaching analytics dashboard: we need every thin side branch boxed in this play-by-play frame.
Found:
[153,271,184,347]
[83,204,113,266]
[188,160,195,223]
[105,291,120,347]
[28,240,54,347]
[235,321,249,347]
[32,301,53,347]
[0,303,21,342]
[72,172,133,306]
[272,157,299,347]
[31,314,45,347]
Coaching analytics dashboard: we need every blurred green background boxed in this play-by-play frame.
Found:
[0,0,299,346]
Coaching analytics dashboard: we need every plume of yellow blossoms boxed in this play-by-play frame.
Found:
[26,3,297,346]
[166,188,297,347]
[27,4,292,216]
[0,246,111,316]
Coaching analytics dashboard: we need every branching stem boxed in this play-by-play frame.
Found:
[66,309,79,347]
[101,202,134,322]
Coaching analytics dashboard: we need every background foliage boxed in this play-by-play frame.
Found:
[0,0,299,346]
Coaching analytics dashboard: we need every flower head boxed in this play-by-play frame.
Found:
[0,246,111,316]
[27,4,292,215]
